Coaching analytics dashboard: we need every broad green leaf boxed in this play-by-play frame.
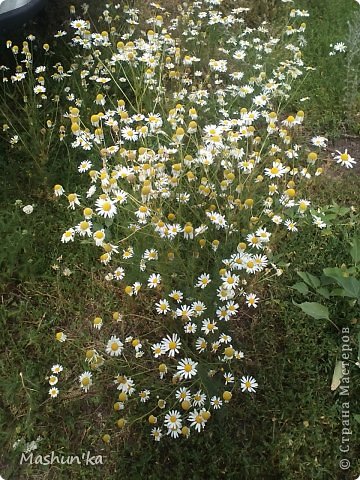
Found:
[331,361,343,391]
[323,267,345,280]
[297,271,321,289]
[332,277,360,299]
[320,275,336,286]
[293,301,330,320]
[327,205,350,216]
[350,237,360,264]
[336,207,350,216]
[292,282,309,295]
[330,288,347,297]
[323,214,337,221]
[316,287,330,299]
[354,414,360,425]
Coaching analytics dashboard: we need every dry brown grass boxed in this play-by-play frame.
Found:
[134,0,283,30]
[136,0,181,21]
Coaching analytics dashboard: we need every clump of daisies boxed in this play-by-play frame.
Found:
[12,435,43,453]
[49,0,356,440]
[48,363,63,398]
[2,0,354,441]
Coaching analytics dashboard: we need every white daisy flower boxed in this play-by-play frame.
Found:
[161,334,181,358]
[95,198,117,218]
[79,371,92,392]
[201,319,218,335]
[176,357,198,380]
[51,364,63,374]
[246,293,259,308]
[151,342,165,358]
[48,375,58,386]
[49,387,59,398]
[105,336,124,356]
[333,149,356,169]
[78,160,92,172]
[210,396,223,409]
[164,410,182,431]
[195,273,211,289]
[155,299,170,315]
[188,410,207,432]
[147,273,161,288]
[61,228,75,243]
[240,375,258,393]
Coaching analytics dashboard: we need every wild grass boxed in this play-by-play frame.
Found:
[0,0,359,479]
[288,0,359,136]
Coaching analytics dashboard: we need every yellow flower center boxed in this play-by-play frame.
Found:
[223,391,232,401]
[80,221,89,230]
[102,202,111,211]
[181,400,191,411]
[202,411,211,420]
[224,347,234,357]
[84,207,93,216]
[118,392,127,402]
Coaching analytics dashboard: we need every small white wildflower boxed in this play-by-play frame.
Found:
[22,205,34,214]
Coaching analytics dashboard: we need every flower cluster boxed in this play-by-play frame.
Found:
[48,364,63,398]
[50,0,355,440]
